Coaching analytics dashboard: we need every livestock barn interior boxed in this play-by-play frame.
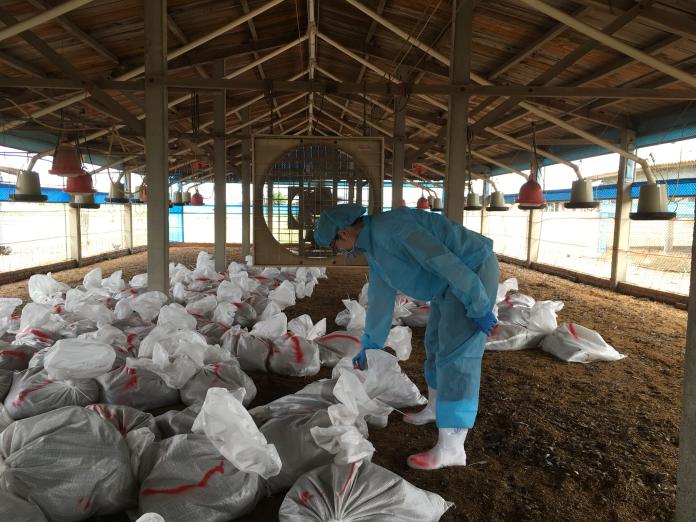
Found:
[0,1,694,521]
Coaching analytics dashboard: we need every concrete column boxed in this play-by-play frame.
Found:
[68,206,82,266]
[610,129,636,289]
[241,107,251,257]
[444,0,473,222]
[391,94,406,210]
[213,59,227,272]
[677,216,696,520]
[527,208,543,265]
[124,172,133,252]
[144,0,168,293]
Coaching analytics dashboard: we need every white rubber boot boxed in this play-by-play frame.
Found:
[403,387,437,426]
[406,428,468,470]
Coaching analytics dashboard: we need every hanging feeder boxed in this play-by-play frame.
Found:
[9,170,47,202]
[49,140,84,177]
[630,183,676,220]
[565,179,599,209]
[517,178,546,209]
[105,181,129,203]
[430,196,443,212]
[172,190,184,206]
[134,184,146,203]
[191,190,204,206]
[416,191,430,209]
[64,172,96,196]
[464,190,482,211]
[182,191,192,205]
[517,125,547,210]
[487,190,510,211]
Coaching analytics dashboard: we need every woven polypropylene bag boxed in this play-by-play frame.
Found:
[180,361,256,407]
[279,460,452,521]
[0,406,136,521]
[138,434,266,522]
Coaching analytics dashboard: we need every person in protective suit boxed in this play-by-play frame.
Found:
[314,203,498,470]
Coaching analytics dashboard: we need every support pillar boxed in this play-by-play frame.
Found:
[444,0,473,222]
[677,216,696,521]
[391,93,406,210]
[124,172,133,252]
[213,59,227,272]
[144,0,168,293]
[527,208,543,265]
[610,130,636,289]
[241,107,251,258]
[68,206,82,266]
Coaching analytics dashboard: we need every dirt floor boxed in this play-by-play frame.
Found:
[0,245,687,521]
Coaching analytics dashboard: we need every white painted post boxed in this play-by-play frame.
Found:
[68,205,82,266]
[144,0,169,292]
[214,59,227,272]
[241,107,251,257]
[610,130,636,289]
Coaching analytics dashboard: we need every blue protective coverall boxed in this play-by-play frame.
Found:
[352,207,499,429]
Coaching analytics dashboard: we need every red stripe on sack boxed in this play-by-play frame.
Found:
[319,334,361,344]
[0,350,29,359]
[254,276,268,281]
[194,277,211,282]
[13,379,54,406]
[125,368,138,390]
[286,334,304,363]
[142,459,225,496]
[26,328,51,341]
[338,462,357,496]
[505,295,511,305]
[211,362,221,384]
[77,496,91,511]
[129,288,139,296]
[126,333,137,351]
[54,304,63,313]
[490,324,499,337]
[568,323,579,339]
[298,490,314,505]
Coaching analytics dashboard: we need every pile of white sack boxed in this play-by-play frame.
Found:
[489,278,626,363]
[0,252,448,521]
[338,278,624,364]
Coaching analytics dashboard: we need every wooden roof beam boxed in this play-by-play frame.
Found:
[0,0,286,133]
[470,0,653,135]
[25,0,118,63]
[0,0,93,44]
[572,0,696,42]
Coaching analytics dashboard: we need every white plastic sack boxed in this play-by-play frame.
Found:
[317,330,363,368]
[279,459,452,521]
[268,280,296,309]
[212,302,236,327]
[191,387,282,479]
[185,295,218,318]
[288,315,326,340]
[251,312,287,339]
[180,361,257,407]
[0,406,136,520]
[130,273,148,289]
[269,334,321,377]
[130,291,168,322]
[96,360,179,411]
[157,302,197,329]
[541,323,626,363]
[44,338,116,380]
[0,297,21,337]
[333,350,426,411]
[217,280,244,303]
[28,273,69,305]
[102,270,126,293]
[496,277,519,303]
[385,325,413,360]
[334,300,366,331]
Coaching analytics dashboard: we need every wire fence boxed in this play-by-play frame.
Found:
[0,193,692,297]
[0,202,71,272]
[487,207,529,260]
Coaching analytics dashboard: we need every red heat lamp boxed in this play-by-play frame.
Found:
[516,177,546,210]
[416,196,430,209]
[49,141,84,177]
[191,190,204,206]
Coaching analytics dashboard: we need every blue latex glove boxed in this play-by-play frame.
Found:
[352,348,368,370]
[472,311,497,336]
